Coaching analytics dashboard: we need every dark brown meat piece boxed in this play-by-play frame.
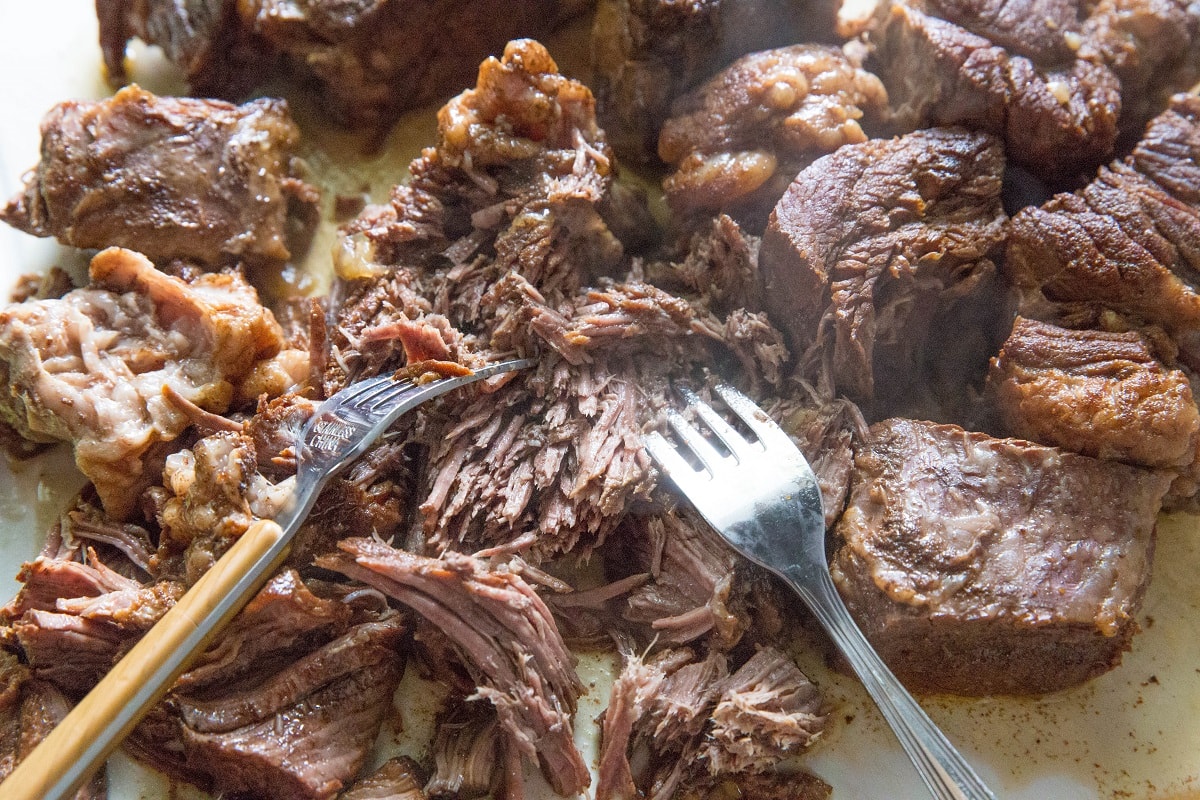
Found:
[1007,95,1200,373]
[1,85,317,267]
[0,653,106,800]
[341,757,426,800]
[425,706,500,798]
[759,128,1009,421]
[831,418,1171,694]
[97,0,589,127]
[861,1,1121,180]
[591,0,840,162]
[989,317,1200,469]
[126,573,404,800]
[317,538,590,797]
[0,248,291,519]
[659,44,886,226]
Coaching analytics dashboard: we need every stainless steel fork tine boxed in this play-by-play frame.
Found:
[665,409,730,474]
[644,432,710,494]
[713,384,795,451]
[677,386,756,461]
[356,376,416,409]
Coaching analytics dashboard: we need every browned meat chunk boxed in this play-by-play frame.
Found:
[1079,0,1200,133]
[759,128,1009,420]
[597,646,827,799]
[341,757,426,800]
[858,0,1121,180]
[989,317,1200,468]
[318,538,590,797]
[126,572,404,800]
[97,0,588,127]
[659,44,887,226]
[1,86,317,267]
[1007,95,1200,372]
[591,0,840,162]
[0,653,105,800]
[0,248,288,519]
[831,418,1172,694]
[425,706,501,798]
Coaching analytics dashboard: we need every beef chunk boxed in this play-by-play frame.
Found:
[1079,0,1200,134]
[1,86,317,267]
[0,248,287,519]
[318,538,590,796]
[126,574,404,800]
[658,44,886,227]
[1,534,181,697]
[425,706,501,798]
[831,418,1172,694]
[759,128,1009,420]
[591,0,840,162]
[860,1,1121,180]
[1007,95,1200,372]
[341,757,426,800]
[989,317,1200,469]
[597,646,826,799]
[97,0,588,127]
[0,654,105,800]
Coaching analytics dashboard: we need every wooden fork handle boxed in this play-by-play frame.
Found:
[0,519,291,800]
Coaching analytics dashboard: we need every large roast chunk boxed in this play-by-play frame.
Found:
[759,128,1008,421]
[0,248,288,519]
[1,86,317,267]
[1007,95,1200,372]
[96,0,588,126]
[831,418,1171,694]
[989,317,1200,469]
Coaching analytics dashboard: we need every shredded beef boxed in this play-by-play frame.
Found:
[0,653,106,800]
[597,646,826,800]
[318,538,590,797]
[126,572,404,800]
[659,45,886,226]
[0,248,289,519]
[760,127,1009,422]
[425,705,501,799]
[0,86,317,267]
[831,418,1172,694]
[341,756,426,800]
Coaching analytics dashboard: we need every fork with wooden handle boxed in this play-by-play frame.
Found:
[0,358,534,800]
[645,384,997,800]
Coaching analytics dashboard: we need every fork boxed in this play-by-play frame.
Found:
[2,358,535,800]
[645,384,997,800]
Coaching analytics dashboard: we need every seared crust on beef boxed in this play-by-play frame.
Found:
[0,86,317,267]
[989,317,1200,468]
[1007,95,1200,372]
[832,418,1171,694]
[864,1,1121,180]
[760,128,1008,419]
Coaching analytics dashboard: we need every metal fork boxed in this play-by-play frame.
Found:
[3,358,535,800]
[645,384,997,800]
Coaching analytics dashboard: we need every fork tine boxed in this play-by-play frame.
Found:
[713,384,796,451]
[665,409,730,474]
[644,432,709,494]
[677,386,756,461]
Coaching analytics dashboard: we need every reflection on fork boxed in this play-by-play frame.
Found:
[645,383,997,800]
